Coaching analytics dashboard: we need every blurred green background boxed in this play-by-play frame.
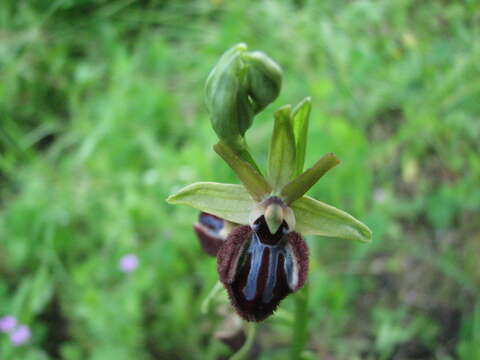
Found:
[1,0,480,359]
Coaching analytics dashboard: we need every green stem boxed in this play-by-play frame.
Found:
[230,137,262,175]
[229,322,256,360]
[291,282,309,359]
[222,135,262,174]
[237,145,262,175]
[201,281,224,314]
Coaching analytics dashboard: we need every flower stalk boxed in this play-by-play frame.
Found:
[291,283,309,360]
[229,323,256,360]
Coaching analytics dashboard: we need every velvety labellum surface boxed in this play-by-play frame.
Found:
[218,217,308,321]
[194,212,227,256]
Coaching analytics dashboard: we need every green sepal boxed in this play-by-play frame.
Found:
[267,105,296,192]
[166,182,254,224]
[281,153,340,204]
[291,196,372,243]
[291,97,311,176]
[214,141,272,201]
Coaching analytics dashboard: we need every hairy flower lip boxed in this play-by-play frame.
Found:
[194,223,225,257]
[217,224,308,322]
[212,196,304,319]
[194,212,238,256]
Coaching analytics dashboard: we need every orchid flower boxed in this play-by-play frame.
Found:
[167,44,372,322]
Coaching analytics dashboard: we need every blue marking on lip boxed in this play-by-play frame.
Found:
[262,246,281,303]
[199,213,224,233]
[283,250,294,289]
[242,232,263,301]
[242,231,289,303]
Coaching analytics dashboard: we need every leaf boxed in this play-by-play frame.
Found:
[267,105,296,191]
[291,97,311,176]
[214,141,272,201]
[291,196,372,243]
[29,265,54,314]
[281,153,340,204]
[167,182,254,224]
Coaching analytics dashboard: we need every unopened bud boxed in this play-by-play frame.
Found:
[205,43,254,143]
[244,51,283,114]
[205,44,283,145]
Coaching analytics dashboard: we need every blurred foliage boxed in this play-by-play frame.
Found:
[1,0,480,359]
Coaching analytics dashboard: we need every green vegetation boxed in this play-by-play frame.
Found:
[1,0,479,359]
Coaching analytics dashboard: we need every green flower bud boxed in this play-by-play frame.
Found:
[205,43,254,143]
[244,51,283,114]
[205,44,283,142]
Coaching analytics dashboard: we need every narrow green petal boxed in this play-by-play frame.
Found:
[291,196,372,243]
[291,97,311,176]
[267,105,296,191]
[167,182,254,224]
[214,141,272,201]
[281,153,340,204]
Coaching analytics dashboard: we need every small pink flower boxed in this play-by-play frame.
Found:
[0,315,17,333]
[119,254,139,273]
[10,325,31,346]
